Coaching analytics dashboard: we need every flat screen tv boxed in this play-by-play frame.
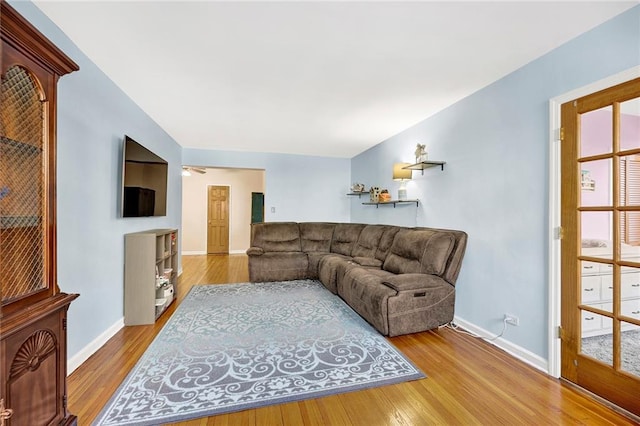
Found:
[121,135,168,217]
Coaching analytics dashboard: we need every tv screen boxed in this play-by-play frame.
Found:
[121,135,168,217]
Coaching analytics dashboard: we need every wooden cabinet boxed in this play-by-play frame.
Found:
[124,229,178,325]
[0,1,79,425]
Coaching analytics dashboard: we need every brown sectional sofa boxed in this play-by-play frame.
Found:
[246,222,467,337]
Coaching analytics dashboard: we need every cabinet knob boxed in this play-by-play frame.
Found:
[632,310,640,315]
[632,284,640,288]
[584,288,594,292]
[0,399,13,426]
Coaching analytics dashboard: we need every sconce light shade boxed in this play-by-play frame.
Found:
[392,163,412,181]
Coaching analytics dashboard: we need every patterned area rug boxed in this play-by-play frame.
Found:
[93,280,424,425]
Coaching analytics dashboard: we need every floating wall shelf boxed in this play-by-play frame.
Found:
[403,160,446,175]
[346,192,369,198]
[362,199,419,208]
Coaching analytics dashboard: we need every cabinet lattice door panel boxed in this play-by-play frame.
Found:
[0,65,47,303]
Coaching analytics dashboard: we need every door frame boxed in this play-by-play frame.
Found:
[548,66,640,378]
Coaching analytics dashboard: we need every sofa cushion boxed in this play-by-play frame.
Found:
[250,222,301,252]
[351,225,387,258]
[318,253,352,293]
[383,229,455,276]
[339,267,397,335]
[306,252,331,279]
[300,222,336,253]
[248,251,308,282]
[330,223,366,256]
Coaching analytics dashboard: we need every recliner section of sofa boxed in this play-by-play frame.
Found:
[247,221,467,336]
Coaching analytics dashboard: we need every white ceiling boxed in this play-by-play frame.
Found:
[34,1,638,158]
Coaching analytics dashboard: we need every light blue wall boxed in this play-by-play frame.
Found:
[9,2,183,358]
[182,149,351,222]
[351,6,640,359]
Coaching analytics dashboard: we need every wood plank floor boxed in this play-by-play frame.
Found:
[68,254,639,425]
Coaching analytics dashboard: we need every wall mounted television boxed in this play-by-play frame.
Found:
[121,135,168,217]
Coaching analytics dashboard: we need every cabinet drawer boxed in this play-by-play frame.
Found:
[581,261,600,276]
[621,273,640,299]
[621,299,640,320]
[582,310,602,331]
[600,274,613,300]
[581,276,601,303]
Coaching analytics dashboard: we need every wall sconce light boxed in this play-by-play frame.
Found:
[393,163,412,200]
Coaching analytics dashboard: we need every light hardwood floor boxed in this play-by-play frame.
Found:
[68,255,639,425]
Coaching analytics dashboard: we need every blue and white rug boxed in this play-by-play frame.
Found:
[93,280,424,425]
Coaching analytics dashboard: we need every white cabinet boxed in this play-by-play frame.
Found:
[580,260,640,337]
[124,229,178,325]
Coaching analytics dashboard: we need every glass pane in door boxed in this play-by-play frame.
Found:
[581,311,613,366]
[620,321,640,377]
[620,98,640,152]
[580,158,611,207]
[580,107,613,157]
[581,211,613,260]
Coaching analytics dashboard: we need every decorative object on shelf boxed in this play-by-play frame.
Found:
[581,169,596,191]
[369,186,381,202]
[350,183,365,193]
[415,143,427,163]
[393,163,412,201]
[379,190,391,202]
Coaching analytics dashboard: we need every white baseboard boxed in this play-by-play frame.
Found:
[453,315,549,374]
[230,249,246,254]
[68,317,124,375]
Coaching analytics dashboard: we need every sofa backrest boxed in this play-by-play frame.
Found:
[299,222,336,253]
[383,228,458,280]
[375,226,403,262]
[250,222,301,252]
[352,225,391,258]
[426,227,468,286]
[330,223,366,256]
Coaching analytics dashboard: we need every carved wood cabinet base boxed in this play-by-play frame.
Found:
[1,294,79,425]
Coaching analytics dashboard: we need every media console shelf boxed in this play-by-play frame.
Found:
[404,160,446,175]
[124,229,178,325]
[362,199,420,208]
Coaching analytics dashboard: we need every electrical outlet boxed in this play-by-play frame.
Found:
[504,314,519,326]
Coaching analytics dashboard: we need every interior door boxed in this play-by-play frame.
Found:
[560,78,640,415]
[207,185,229,254]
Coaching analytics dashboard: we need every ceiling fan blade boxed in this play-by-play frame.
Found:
[182,166,207,174]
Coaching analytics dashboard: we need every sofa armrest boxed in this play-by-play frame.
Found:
[382,274,449,292]
[246,247,264,256]
[352,257,383,268]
